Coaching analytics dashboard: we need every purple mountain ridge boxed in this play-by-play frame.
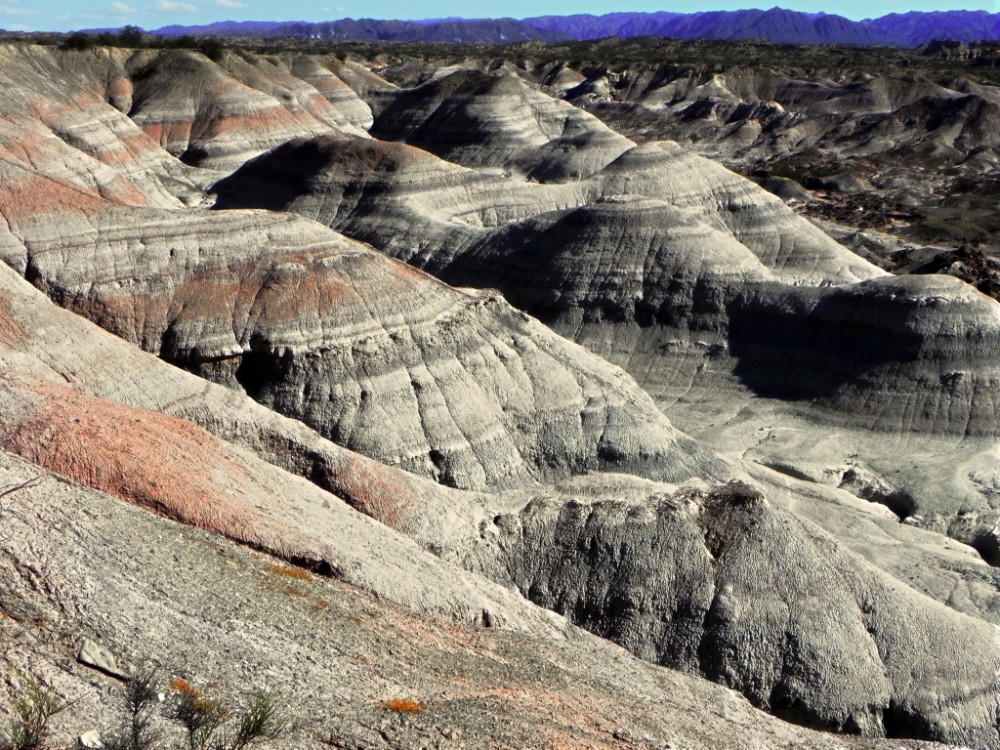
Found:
[145,8,1000,47]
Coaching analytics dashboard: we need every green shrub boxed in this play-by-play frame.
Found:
[61,32,95,51]
[166,678,287,750]
[225,692,287,750]
[0,675,73,750]
[103,667,162,750]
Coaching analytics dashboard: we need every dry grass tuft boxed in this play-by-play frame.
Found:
[264,564,313,581]
[170,677,201,698]
[381,698,424,714]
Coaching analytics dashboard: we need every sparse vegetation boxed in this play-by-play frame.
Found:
[55,27,226,62]
[103,666,163,750]
[225,692,287,750]
[117,25,144,48]
[381,698,424,715]
[0,669,287,750]
[0,674,73,750]
[199,39,226,63]
[165,678,287,750]
[263,564,312,582]
[168,678,230,750]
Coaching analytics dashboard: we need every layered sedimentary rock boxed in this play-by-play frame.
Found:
[125,48,370,169]
[2,252,1000,748]
[0,260,564,631]
[6,43,1000,750]
[3,448,956,750]
[0,45,206,208]
[461,476,1000,744]
[726,274,1000,432]
[289,55,376,131]
[212,131,879,289]
[369,70,633,181]
[209,68,1000,576]
[0,161,721,492]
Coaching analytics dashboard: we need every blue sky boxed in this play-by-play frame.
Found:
[5,0,999,33]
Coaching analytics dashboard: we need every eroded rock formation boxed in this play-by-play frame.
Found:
[2,42,1000,750]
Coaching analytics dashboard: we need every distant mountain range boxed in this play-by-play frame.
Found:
[149,8,1000,47]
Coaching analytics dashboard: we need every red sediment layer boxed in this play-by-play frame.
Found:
[61,250,369,337]
[0,126,52,166]
[0,291,23,347]
[0,171,107,221]
[319,453,416,528]
[0,373,275,543]
[200,105,316,139]
[140,121,193,151]
[85,130,165,171]
[105,76,133,103]
[98,175,150,207]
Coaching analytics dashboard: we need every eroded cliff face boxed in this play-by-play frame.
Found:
[2,42,1000,750]
[212,61,1000,566]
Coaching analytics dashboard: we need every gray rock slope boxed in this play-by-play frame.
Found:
[368,70,634,181]
[462,476,1000,744]
[219,130,1000,441]
[2,252,1000,748]
[210,66,1000,600]
[1,450,957,750]
[5,44,1000,749]
[0,159,722,493]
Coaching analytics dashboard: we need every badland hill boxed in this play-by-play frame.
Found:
[2,37,1000,750]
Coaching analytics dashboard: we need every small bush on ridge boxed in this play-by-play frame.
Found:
[0,675,73,750]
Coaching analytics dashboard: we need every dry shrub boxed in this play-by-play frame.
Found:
[381,699,424,714]
[264,564,313,582]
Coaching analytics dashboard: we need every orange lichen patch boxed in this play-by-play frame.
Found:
[0,169,107,222]
[319,454,416,529]
[262,582,308,598]
[0,291,23,348]
[265,563,313,581]
[0,373,275,543]
[381,698,424,714]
